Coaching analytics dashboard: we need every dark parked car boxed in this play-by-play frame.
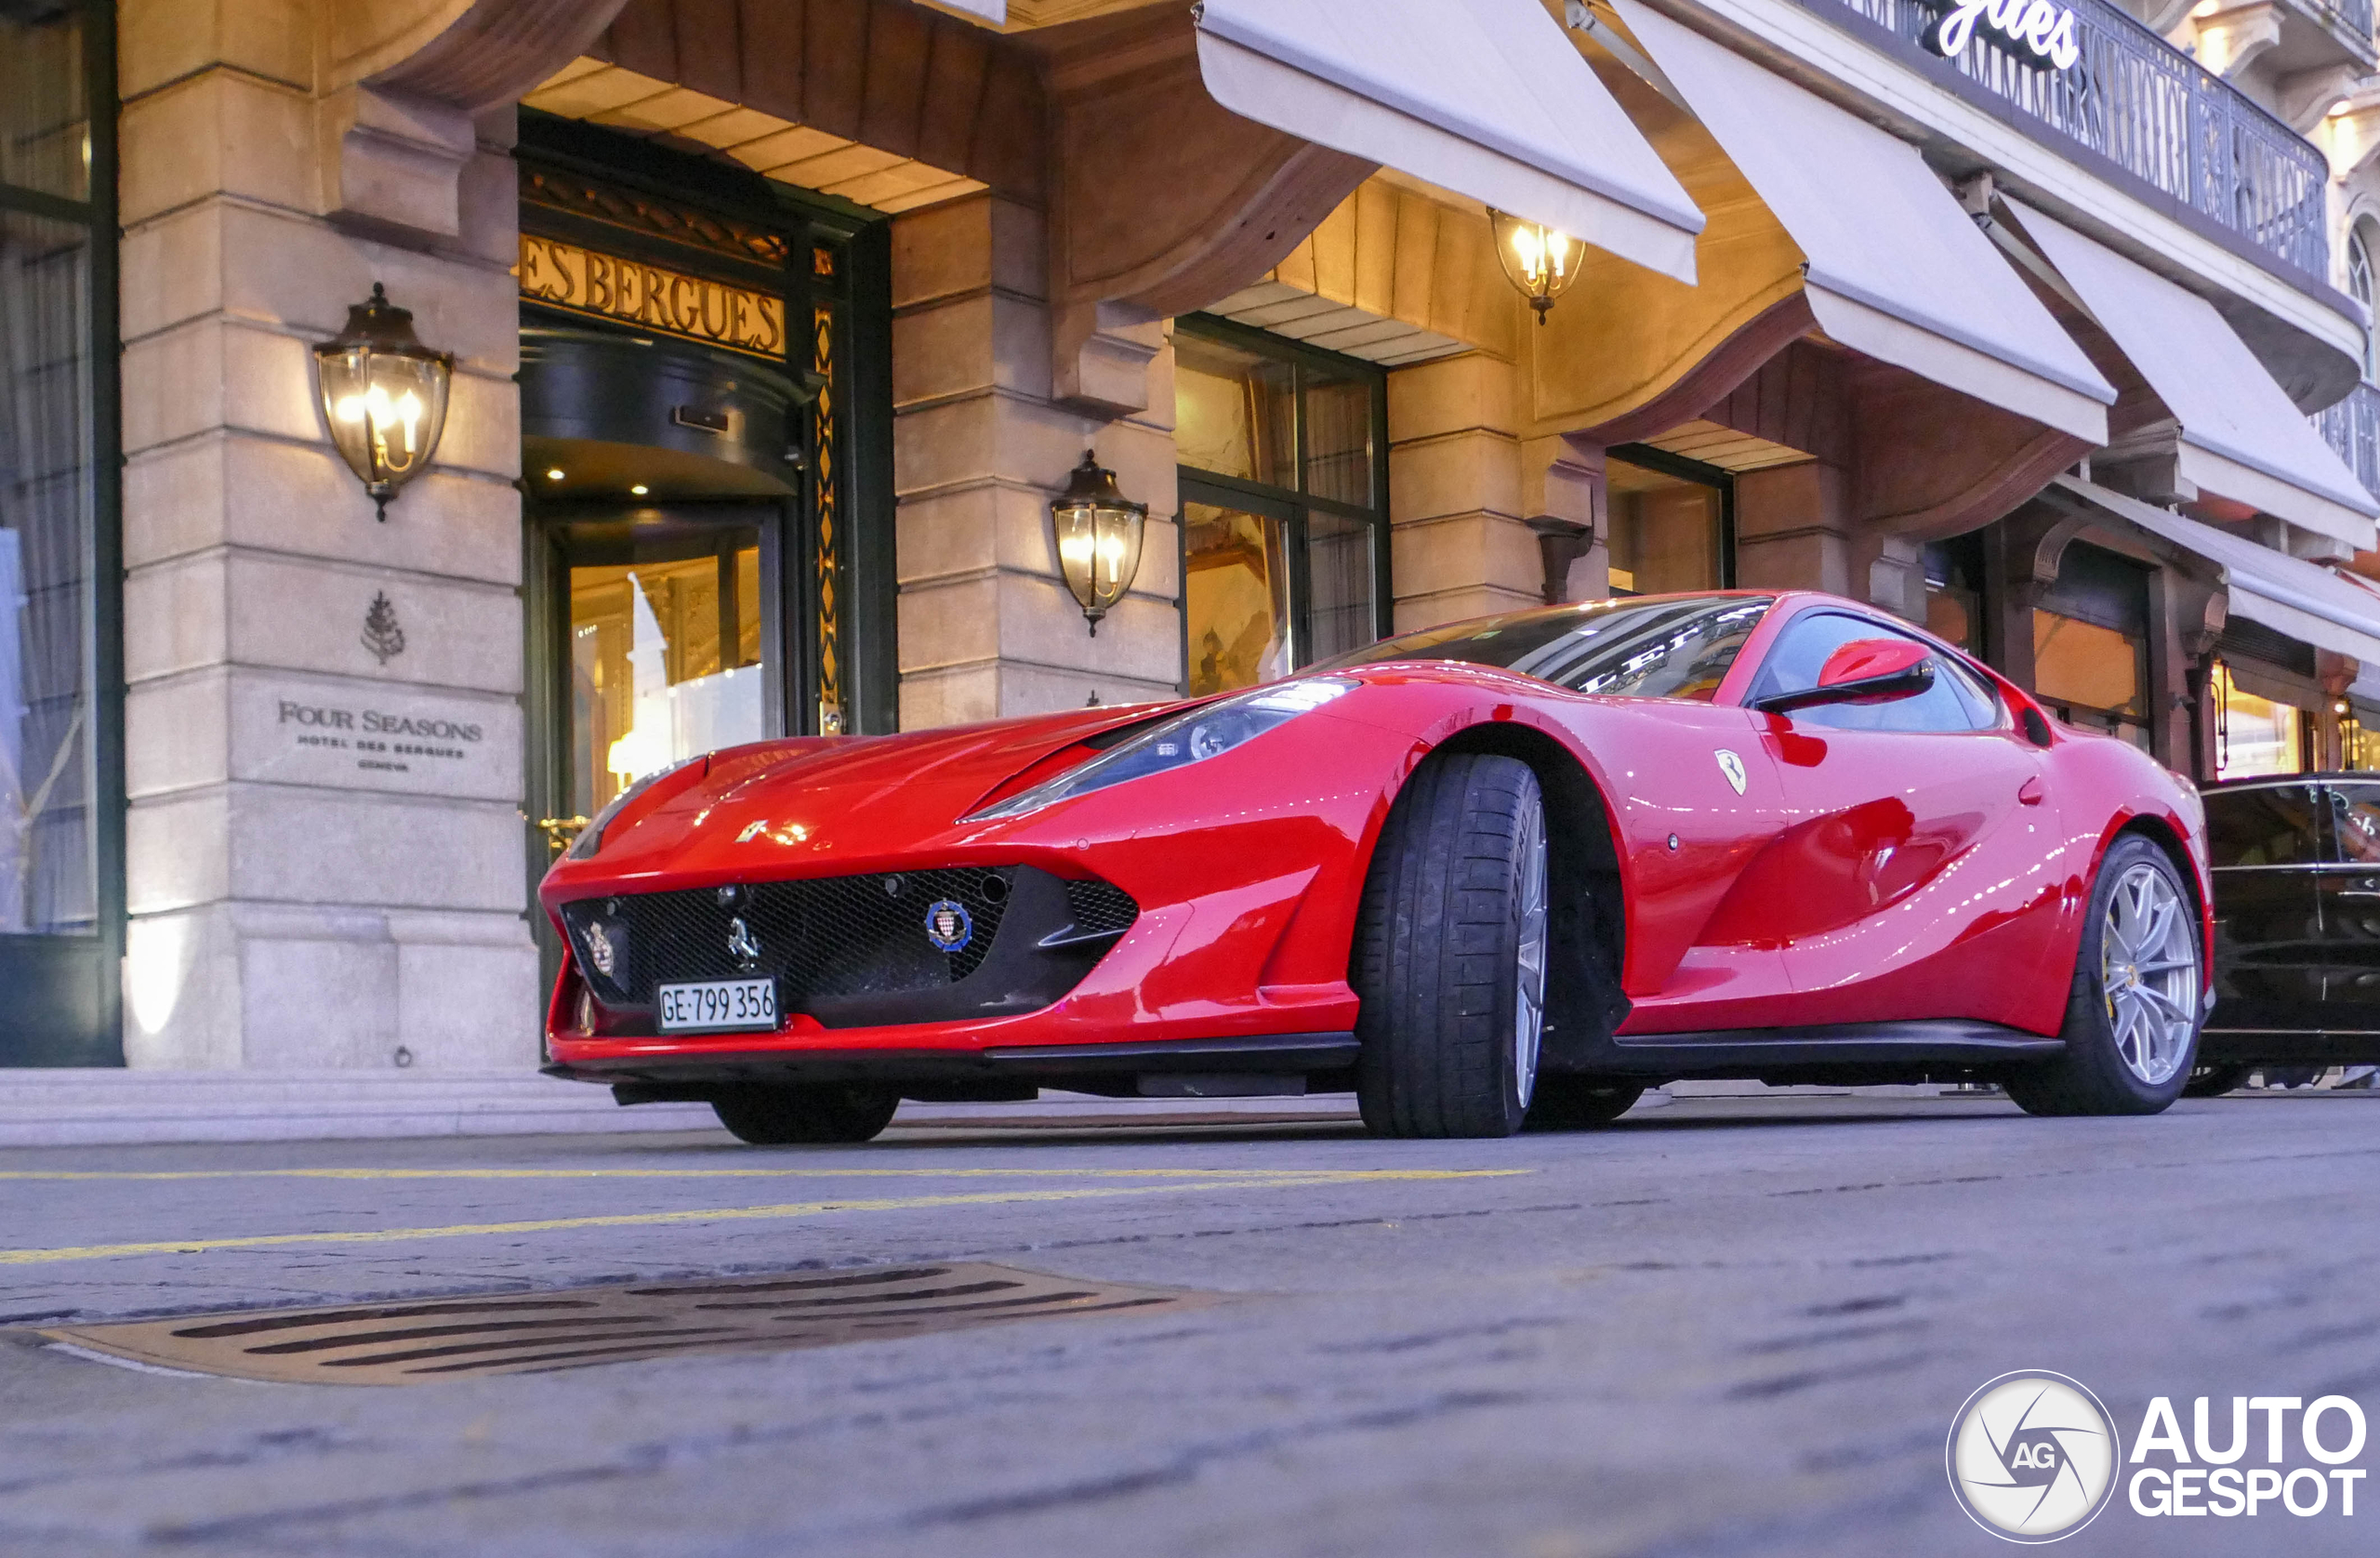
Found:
[2198,774,2380,1093]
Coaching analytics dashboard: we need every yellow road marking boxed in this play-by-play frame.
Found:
[0,1170,1524,1267]
[0,1167,1507,1183]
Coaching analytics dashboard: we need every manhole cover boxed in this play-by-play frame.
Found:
[41,1261,1208,1385]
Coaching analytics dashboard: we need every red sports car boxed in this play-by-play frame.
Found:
[540,590,2212,1142]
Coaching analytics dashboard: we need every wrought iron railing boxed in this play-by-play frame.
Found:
[2317,379,2380,499]
[1820,0,2332,278]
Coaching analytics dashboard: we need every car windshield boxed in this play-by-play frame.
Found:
[1310,594,1775,701]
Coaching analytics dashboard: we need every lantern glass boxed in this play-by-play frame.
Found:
[1489,210,1583,323]
[1051,452,1148,635]
[312,284,454,519]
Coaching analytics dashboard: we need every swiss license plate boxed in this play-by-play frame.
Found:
[656,978,778,1034]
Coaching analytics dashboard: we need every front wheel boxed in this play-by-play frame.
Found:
[2004,836,2203,1117]
[1353,752,1549,1139]
[711,1084,901,1144]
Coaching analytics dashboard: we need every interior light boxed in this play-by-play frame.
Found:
[546,469,566,481]
[630,484,650,495]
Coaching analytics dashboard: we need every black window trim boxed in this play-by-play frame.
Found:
[1173,313,1393,689]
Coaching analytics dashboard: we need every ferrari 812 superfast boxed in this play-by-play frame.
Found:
[539,590,2211,1142]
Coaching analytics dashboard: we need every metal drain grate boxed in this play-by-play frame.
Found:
[40,1261,1207,1386]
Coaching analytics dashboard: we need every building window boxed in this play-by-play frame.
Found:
[2342,701,2380,772]
[2353,231,2377,383]
[2029,542,2152,751]
[1605,445,1732,595]
[2214,661,2307,777]
[1175,319,1387,696]
[1,0,117,1064]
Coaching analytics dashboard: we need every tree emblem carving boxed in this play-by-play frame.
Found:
[362,591,407,666]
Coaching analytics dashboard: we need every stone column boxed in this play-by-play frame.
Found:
[116,6,536,1069]
[890,194,1182,725]
[1386,354,1539,630]
[1734,462,1852,597]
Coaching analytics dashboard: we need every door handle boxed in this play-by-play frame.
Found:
[2017,776,2045,806]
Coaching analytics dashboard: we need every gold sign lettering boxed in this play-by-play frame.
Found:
[518,234,785,359]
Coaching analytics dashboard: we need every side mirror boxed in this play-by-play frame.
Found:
[1753,637,1936,716]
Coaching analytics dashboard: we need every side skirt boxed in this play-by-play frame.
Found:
[1580,1020,2064,1080]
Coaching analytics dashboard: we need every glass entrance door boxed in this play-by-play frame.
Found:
[560,509,775,821]
[528,502,797,982]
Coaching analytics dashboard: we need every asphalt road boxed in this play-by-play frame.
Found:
[2,1090,2375,1558]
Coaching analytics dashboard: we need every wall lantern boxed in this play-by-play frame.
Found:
[1051,450,1147,636]
[313,283,454,521]
[1489,210,1583,324]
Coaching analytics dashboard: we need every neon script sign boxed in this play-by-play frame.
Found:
[1924,0,2082,72]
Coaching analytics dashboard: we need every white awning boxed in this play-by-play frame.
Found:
[2011,205,2380,552]
[1194,0,1706,285]
[1610,0,2114,444]
[2050,474,2380,665]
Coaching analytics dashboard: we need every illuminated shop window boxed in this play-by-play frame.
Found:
[568,536,764,813]
[2212,661,2307,778]
[1175,319,1387,696]
[2342,702,2380,772]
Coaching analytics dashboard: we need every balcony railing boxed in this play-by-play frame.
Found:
[1820,0,2331,278]
[2318,379,2380,499]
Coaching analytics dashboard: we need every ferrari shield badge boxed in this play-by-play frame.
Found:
[1715,749,1748,795]
[925,900,973,954]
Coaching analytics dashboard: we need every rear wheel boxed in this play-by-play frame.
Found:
[2181,1063,2253,1099]
[1524,1075,1645,1131]
[711,1084,900,1144]
[1353,753,1548,1139]
[2005,836,2203,1117]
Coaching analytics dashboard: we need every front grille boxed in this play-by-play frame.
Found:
[1064,879,1138,938]
[560,865,1138,1031]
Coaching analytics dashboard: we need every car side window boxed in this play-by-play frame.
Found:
[2203,786,2325,867]
[1743,611,1999,733]
[2327,783,2380,865]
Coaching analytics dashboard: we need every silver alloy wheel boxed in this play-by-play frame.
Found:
[1513,799,1549,1108]
[2100,860,2200,1086]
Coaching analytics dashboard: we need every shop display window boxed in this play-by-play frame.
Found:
[1177,319,1387,696]
[2213,661,2307,778]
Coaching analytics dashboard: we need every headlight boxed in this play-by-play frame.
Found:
[567,756,706,860]
[966,678,1355,823]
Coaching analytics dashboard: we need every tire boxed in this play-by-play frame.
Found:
[2004,835,2204,1117]
[711,1084,901,1144]
[1353,752,1550,1139]
[2181,1063,2253,1099]
[1524,1075,1645,1131]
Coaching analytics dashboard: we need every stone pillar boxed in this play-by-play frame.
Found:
[1386,354,1538,630]
[116,7,536,1069]
[1734,462,1852,596]
[890,194,1181,725]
